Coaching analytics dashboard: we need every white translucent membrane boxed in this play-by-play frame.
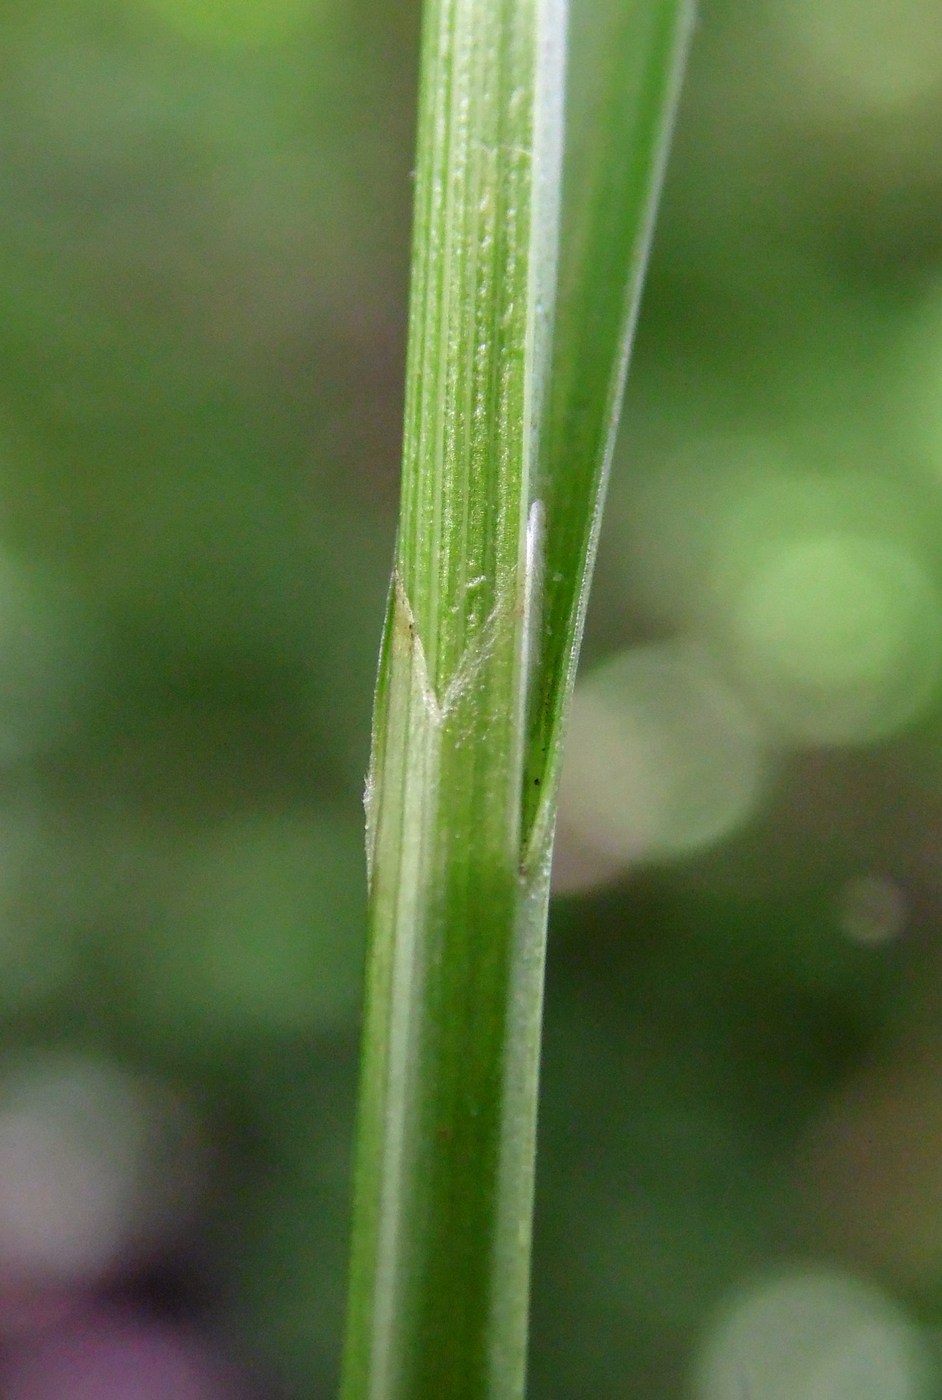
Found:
[0,1307,246,1399]
[693,1267,935,1400]
[0,1052,203,1292]
[722,533,941,745]
[776,0,942,119]
[553,642,765,893]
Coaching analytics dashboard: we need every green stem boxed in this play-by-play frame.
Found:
[340,1,694,1397]
[342,2,562,1398]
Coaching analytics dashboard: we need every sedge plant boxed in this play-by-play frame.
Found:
[341,3,694,1399]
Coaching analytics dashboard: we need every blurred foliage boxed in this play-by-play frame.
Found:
[2,0,942,1397]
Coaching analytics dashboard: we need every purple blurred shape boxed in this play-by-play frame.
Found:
[0,1307,250,1400]
[0,1279,86,1340]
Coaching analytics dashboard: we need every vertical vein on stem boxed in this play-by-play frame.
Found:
[344,3,562,1396]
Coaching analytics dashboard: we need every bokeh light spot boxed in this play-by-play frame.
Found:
[693,1267,934,1400]
[0,1052,203,1289]
[722,534,941,744]
[554,642,765,890]
[837,873,907,945]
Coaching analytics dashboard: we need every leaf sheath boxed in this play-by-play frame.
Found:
[342,3,563,1398]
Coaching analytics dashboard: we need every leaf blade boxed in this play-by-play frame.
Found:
[523,0,696,853]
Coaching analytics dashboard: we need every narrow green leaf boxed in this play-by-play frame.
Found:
[523,0,696,856]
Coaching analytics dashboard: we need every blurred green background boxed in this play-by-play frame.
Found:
[2,0,942,1397]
